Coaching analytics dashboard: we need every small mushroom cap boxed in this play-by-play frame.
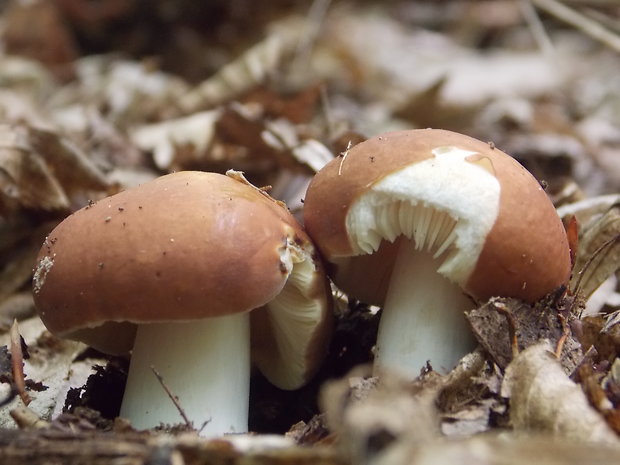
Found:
[303,129,571,303]
[33,171,332,389]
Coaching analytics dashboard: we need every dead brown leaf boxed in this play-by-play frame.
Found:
[578,315,620,365]
[466,296,582,373]
[571,204,620,300]
[0,124,109,214]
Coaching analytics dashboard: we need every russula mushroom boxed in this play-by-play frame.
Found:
[303,129,571,377]
[32,170,333,436]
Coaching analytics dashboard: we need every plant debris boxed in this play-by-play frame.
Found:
[502,341,617,443]
[1,0,620,462]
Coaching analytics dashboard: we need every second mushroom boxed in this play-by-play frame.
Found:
[303,129,571,377]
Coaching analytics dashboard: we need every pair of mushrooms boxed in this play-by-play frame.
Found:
[32,129,571,436]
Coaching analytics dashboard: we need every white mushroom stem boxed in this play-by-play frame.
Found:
[374,239,477,377]
[120,312,250,437]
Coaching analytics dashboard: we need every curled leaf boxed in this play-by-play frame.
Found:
[502,341,617,443]
[570,204,620,300]
[0,124,108,213]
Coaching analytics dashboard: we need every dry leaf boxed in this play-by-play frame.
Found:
[179,25,303,113]
[321,366,441,465]
[0,124,109,213]
[0,317,86,428]
[557,194,620,225]
[578,315,620,365]
[501,341,617,443]
[410,434,620,465]
[0,126,69,212]
[466,296,582,373]
[437,350,505,437]
[51,57,189,126]
[130,110,223,170]
[571,204,620,300]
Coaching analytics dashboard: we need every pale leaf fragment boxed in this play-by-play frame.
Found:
[0,317,86,428]
[27,126,108,194]
[130,110,223,170]
[571,204,620,300]
[179,25,302,113]
[502,341,617,443]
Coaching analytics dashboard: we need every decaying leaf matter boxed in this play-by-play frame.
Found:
[502,341,617,443]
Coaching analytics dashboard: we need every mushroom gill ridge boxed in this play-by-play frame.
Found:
[345,146,502,286]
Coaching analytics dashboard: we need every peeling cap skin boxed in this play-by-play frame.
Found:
[303,129,572,304]
[33,170,332,389]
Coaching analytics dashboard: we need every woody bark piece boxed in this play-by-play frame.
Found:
[0,428,345,465]
[466,296,582,373]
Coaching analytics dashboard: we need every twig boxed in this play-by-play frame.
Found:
[338,140,352,176]
[532,0,620,52]
[555,313,570,358]
[320,84,336,140]
[10,405,49,429]
[10,320,31,406]
[521,1,555,54]
[150,366,193,430]
[291,0,332,72]
[492,300,520,359]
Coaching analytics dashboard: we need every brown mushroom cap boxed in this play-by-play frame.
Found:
[303,129,571,303]
[33,171,332,389]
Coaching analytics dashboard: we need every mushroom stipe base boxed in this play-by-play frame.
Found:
[374,239,477,376]
[120,312,250,436]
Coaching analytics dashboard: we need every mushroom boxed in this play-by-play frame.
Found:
[303,129,571,377]
[32,170,333,436]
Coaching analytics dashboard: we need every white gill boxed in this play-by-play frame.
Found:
[345,146,502,285]
[263,242,325,389]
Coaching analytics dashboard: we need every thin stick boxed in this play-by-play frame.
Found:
[338,140,352,176]
[10,320,30,406]
[532,0,620,52]
[521,0,555,54]
[291,0,332,72]
[320,84,336,140]
[492,301,520,359]
[10,405,49,429]
[150,366,193,429]
[555,313,570,358]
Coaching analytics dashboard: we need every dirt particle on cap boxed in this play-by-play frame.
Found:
[104,217,112,223]
[33,256,55,294]
[98,263,105,270]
